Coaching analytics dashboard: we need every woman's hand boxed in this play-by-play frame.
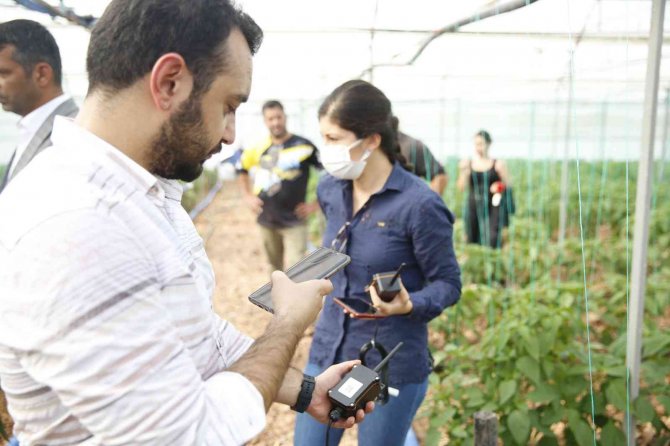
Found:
[368,279,413,316]
[490,181,505,194]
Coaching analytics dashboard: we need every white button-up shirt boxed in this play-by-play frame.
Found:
[9,94,70,177]
[0,117,265,445]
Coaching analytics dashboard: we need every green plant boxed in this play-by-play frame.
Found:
[423,160,670,445]
[426,279,670,445]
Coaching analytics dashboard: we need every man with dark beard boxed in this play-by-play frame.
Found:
[0,1,372,445]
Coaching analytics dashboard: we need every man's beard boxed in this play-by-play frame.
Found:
[149,95,220,182]
[271,126,287,139]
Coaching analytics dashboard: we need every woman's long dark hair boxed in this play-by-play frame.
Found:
[318,80,410,169]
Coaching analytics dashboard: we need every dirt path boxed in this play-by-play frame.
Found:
[195,181,358,445]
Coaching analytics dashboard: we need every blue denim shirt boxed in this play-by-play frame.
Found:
[308,163,461,385]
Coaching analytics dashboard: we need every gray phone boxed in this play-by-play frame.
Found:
[248,247,351,313]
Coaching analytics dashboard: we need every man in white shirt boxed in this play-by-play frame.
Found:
[0,19,78,193]
[0,1,372,445]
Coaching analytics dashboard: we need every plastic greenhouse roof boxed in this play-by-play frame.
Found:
[0,0,668,160]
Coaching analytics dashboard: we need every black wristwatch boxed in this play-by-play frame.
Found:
[291,374,316,413]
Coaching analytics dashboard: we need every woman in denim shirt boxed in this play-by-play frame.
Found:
[294,80,461,446]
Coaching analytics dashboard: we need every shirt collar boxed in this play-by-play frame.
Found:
[379,162,406,193]
[156,177,184,201]
[17,94,70,135]
[50,116,160,195]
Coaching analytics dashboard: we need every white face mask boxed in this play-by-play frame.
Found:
[320,139,371,180]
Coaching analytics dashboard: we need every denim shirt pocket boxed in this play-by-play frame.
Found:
[361,217,411,274]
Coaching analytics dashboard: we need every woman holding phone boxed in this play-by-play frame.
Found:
[294,80,461,446]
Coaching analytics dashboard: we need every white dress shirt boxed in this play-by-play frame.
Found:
[8,94,70,177]
[0,117,265,445]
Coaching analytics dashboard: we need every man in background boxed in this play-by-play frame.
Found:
[391,116,447,196]
[0,19,78,193]
[238,100,321,271]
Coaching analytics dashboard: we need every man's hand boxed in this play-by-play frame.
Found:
[369,280,413,316]
[295,202,319,220]
[307,360,375,428]
[270,271,332,333]
[243,194,264,215]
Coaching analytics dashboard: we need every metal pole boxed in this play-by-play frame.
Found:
[657,88,669,185]
[626,2,665,446]
[558,52,574,247]
[368,0,379,83]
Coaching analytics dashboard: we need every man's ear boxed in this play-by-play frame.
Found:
[33,62,54,88]
[149,53,193,112]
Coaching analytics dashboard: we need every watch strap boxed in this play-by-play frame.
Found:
[291,374,316,413]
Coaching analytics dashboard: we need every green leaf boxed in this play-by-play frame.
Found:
[507,410,531,445]
[465,387,485,408]
[543,360,555,379]
[541,404,564,426]
[539,329,557,356]
[605,379,628,411]
[634,397,656,423]
[424,425,442,446]
[522,334,541,361]
[651,415,667,434]
[657,395,670,414]
[537,435,560,446]
[500,431,515,446]
[579,393,606,416]
[451,425,467,438]
[516,356,541,385]
[643,333,670,357]
[499,380,517,405]
[567,410,595,446]
[528,383,560,404]
[641,361,670,386]
[561,376,588,399]
[497,330,511,350]
[604,365,627,378]
[600,422,626,446]
[429,407,456,427]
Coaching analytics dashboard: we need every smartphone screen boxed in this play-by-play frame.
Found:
[248,247,351,313]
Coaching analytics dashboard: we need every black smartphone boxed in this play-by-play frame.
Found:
[248,247,351,313]
[333,298,386,320]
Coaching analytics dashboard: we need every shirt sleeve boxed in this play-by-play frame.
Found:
[417,145,445,179]
[0,212,265,445]
[316,176,328,214]
[238,147,256,173]
[424,146,446,177]
[406,194,461,322]
[213,315,254,368]
[307,142,322,169]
